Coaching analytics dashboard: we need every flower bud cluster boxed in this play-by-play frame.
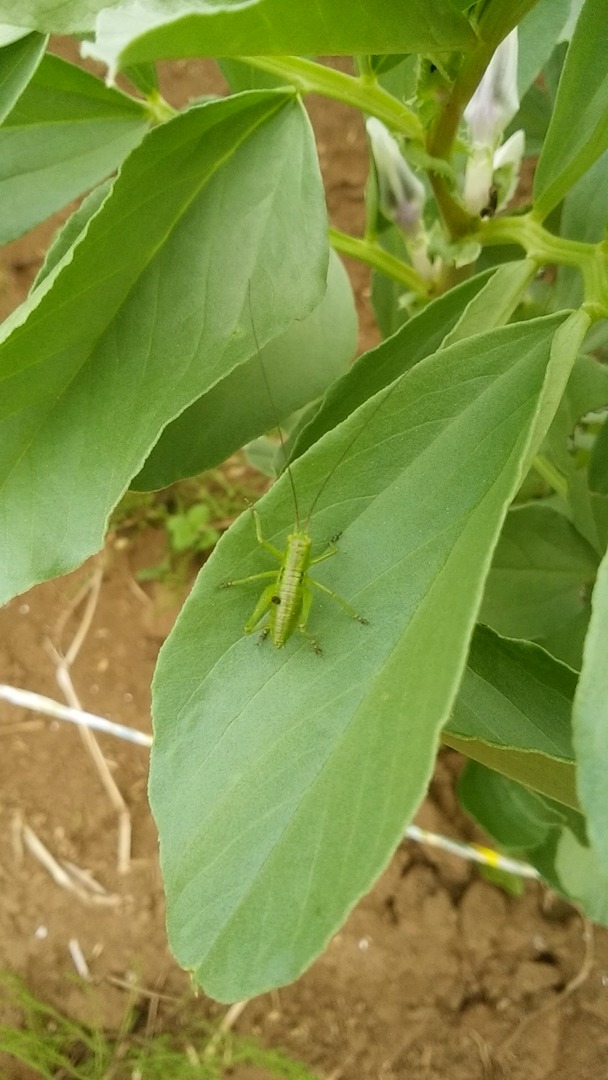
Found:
[366,117,434,280]
[462,30,524,216]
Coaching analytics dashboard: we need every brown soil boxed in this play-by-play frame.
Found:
[1,48,608,1080]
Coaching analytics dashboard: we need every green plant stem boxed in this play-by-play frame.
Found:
[242,55,423,140]
[333,212,608,316]
[427,0,538,161]
[478,214,593,264]
[427,175,474,239]
[355,54,376,83]
[145,90,177,123]
[424,47,497,238]
[329,228,431,297]
[533,455,568,499]
[425,2,538,239]
[242,53,608,316]
[242,56,467,238]
[475,214,608,317]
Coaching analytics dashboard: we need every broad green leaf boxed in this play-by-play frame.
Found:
[517,0,571,96]
[508,80,552,158]
[480,503,598,660]
[122,61,158,96]
[293,265,527,462]
[370,227,411,340]
[561,351,608,423]
[133,250,356,489]
[458,763,603,912]
[32,179,113,290]
[218,58,286,94]
[554,829,608,923]
[543,37,569,99]
[589,492,608,550]
[0,30,46,125]
[0,52,149,244]
[375,55,418,102]
[448,729,579,811]
[589,419,608,494]
[0,91,328,604]
[542,351,608,482]
[150,312,581,1002]
[0,26,35,46]
[539,607,595,674]
[582,320,608,360]
[541,352,608,557]
[534,0,608,218]
[573,550,608,872]
[445,626,578,808]
[557,147,608,311]
[458,762,591,900]
[0,2,113,33]
[450,628,576,763]
[555,150,608,310]
[84,1,475,79]
[34,184,352,476]
[440,260,536,348]
[458,761,568,850]
[567,475,608,559]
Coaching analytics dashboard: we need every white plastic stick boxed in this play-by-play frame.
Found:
[3,694,541,881]
[406,824,540,879]
[0,684,152,747]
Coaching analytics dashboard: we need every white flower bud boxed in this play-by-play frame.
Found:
[492,128,525,210]
[464,30,519,149]
[463,129,525,216]
[366,117,426,237]
[462,146,495,216]
[462,31,522,215]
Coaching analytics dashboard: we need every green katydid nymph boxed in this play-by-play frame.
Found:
[219,291,368,655]
[219,502,368,654]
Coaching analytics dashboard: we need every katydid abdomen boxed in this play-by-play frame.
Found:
[269,531,313,646]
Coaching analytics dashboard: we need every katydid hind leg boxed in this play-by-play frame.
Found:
[308,575,368,624]
[219,570,277,588]
[244,583,278,635]
[298,584,323,655]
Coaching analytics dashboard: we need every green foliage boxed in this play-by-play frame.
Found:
[0,974,318,1079]
[134,250,356,489]
[534,0,608,217]
[0,52,149,243]
[480,503,598,667]
[0,90,327,603]
[589,415,608,493]
[0,30,46,124]
[555,151,608,310]
[516,0,571,96]
[446,626,578,808]
[2,0,608,1007]
[113,468,265,585]
[573,552,608,871]
[83,1,475,79]
[150,312,584,1001]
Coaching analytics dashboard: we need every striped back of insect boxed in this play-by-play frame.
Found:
[269,530,313,647]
